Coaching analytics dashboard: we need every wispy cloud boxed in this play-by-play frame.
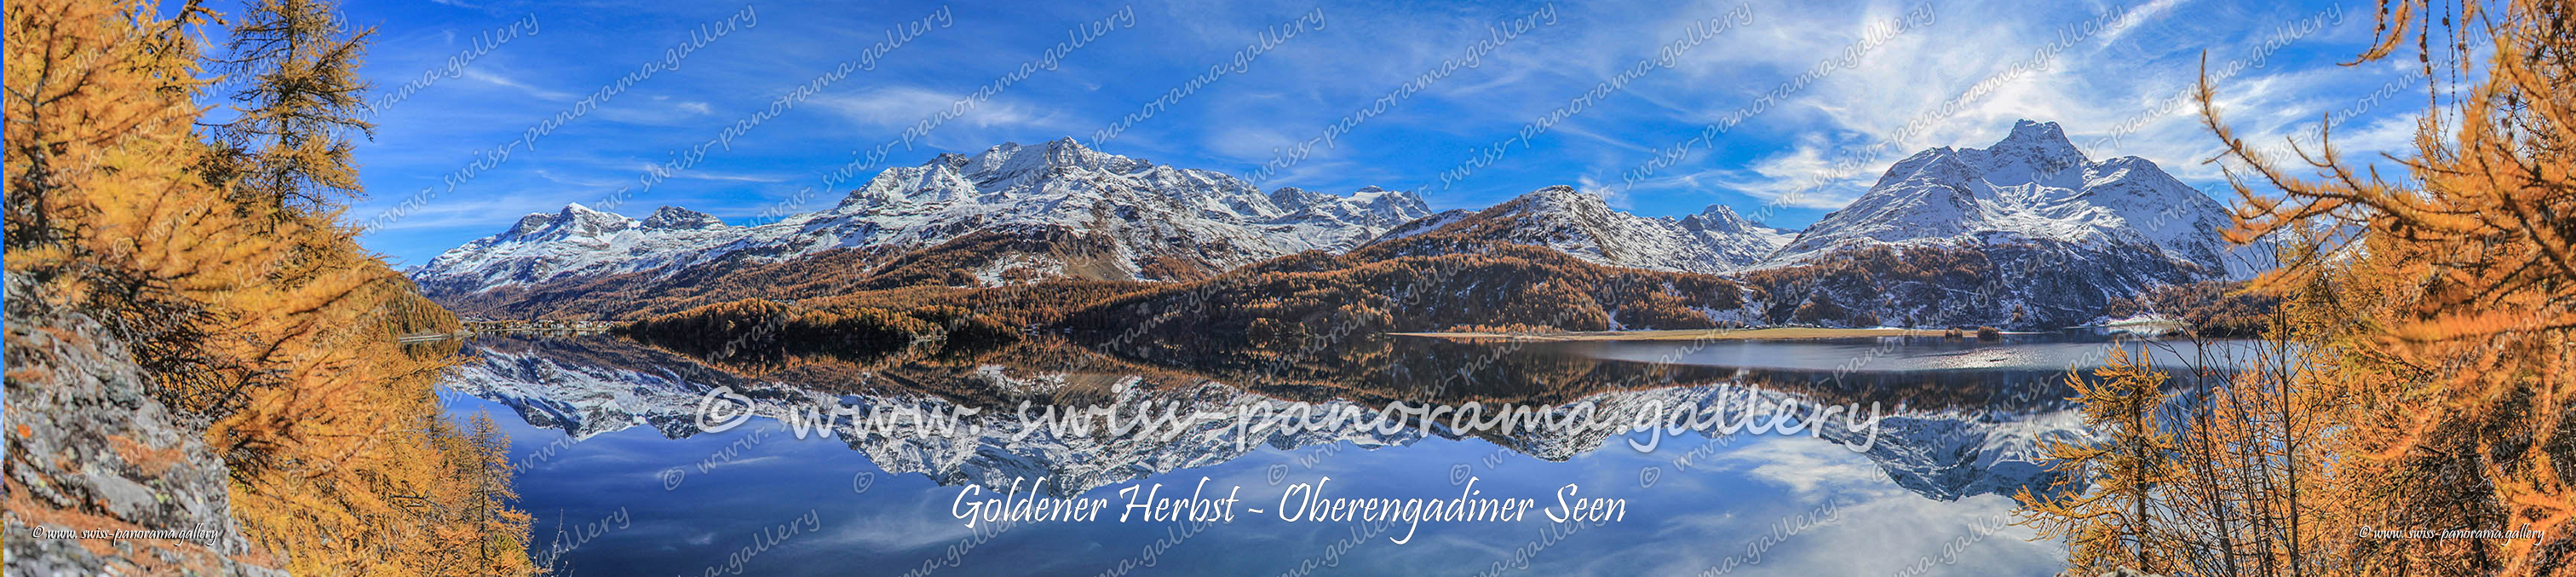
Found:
[638,164,785,183]
[819,86,1065,131]
[459,68,573,101]
[360,193,571,234]
[348,0,2415,265]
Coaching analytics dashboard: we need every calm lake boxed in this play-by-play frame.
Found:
[438,332,2263,576]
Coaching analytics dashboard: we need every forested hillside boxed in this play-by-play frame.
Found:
[1061,231,1751,376]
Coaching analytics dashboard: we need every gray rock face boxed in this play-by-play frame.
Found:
[4,279,279,576]
[640,206,727,230]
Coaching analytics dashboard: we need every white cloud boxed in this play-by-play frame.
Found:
[1202,124,1301,163]
[460,68,573,101]
[2094,0,2196,46]
[640,164,785,183]
[534,170,622,188]
[819,86,1063,131]
[1619,0,2398,214]
[814,86,1078,153]
[357,193,574,234]
[1578,175,1627,208]
[1717,438,1891,495]
[1711,141,1865,210]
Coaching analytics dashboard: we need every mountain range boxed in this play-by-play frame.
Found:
[412,138,1431,297]
[1775,120,2256,278]
[411,119,2266,330]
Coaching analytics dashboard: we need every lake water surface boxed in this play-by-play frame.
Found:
[440,333,2256,576]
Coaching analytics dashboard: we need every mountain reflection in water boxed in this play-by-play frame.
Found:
[443,332,2251,575]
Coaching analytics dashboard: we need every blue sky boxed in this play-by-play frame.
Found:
[199,0,2423,267]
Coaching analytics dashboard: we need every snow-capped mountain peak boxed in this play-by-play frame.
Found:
[415,203,743,297]
[1372,185,1785,273]
[1267,186,1330,212]
[640,206,726,229]
[1975,119,2087,170]
[413,138,1433,297]
[1774,118,2250,277]
[1681,205,1761,235]
[1724,119,2280,329]
[412,121,2273,329]
[956,137,1146,187]
[493,203,637,243]
[499,212,557,239]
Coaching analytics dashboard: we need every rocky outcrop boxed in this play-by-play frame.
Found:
[3,280,283,576]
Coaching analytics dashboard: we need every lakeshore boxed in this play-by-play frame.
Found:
[1386,326,1959,343]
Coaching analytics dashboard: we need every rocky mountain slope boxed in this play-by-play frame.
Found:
[412,122,2266,329]
[1729,120,2267,329]
[411,138,1431,303]
[1342,121,2256,329]
[1771,120,2258,277]
[1365,185,1792,273]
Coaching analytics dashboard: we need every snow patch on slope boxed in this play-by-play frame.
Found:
[413,138,1433,292]
[1767,120,2266,278]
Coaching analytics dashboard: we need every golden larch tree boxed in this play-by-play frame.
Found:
[2018,345,2186,574]
[6,0,539,574]
[2188,0,2576,574]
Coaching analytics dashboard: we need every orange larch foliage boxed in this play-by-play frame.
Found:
[2176,0,2574,574]
[2018,346,2187,574]
[4,0,537,574]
